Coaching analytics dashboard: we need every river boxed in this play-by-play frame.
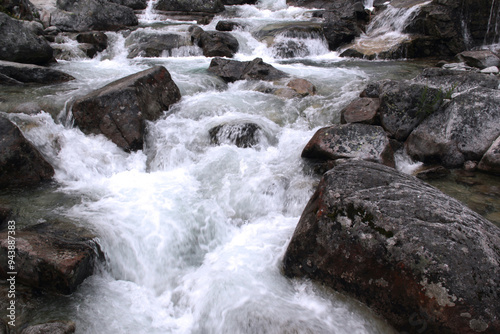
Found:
[2,0,497,332]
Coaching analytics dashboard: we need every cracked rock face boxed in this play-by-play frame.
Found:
[283,160,500,333]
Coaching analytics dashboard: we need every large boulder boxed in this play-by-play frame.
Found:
[72,66,181,152]
[126,32,190,58]
[208,57,289,83]
[287,0,369,51]
[190,26,239,58]
[154,0,224,13]
[478,136,500,174]
[301,123,395,168]
[0,223,100,295]
[406,0,499,56]
[406,87,500,168]
[50,0,138,32]
[456,50,500,70]
[283,160,500,334]
[0,13,54,65]
[0,116,54,188]
[0,60,75,85]
[209,122,262,148]
[108,0,147,10]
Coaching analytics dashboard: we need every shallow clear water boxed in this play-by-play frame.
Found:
[3,1,494,333]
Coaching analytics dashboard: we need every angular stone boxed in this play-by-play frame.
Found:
[209,123,262,148]
[72,66,181,152]
[190,26,239,58]
[0,227,99,295]
[286,78,316,96]
[406,87,500,167]
[283,159,500,334]
[208,57,289,83]
[457,50,500,70]
[0,60,75,85]
[478,136,500,174]
[340,97,380,124]
[0,13,54,65]
[301,123,395,167]
[126,32,189,58]
[413,67,499,93]
[0,116,54,188]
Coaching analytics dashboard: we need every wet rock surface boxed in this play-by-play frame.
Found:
[0,13,54,65]
[340,97,380,124]
[479,136,500,175]
[0,116,54,188]
[72,66,181,152]
[0,222,100,295]
[208,57,289,83]
[301,123,395,168]
[51,0,138,32]
[126,32,189,58]
[283,159,500,334]
[0,60,75,85]
[155,0,224,13]
[190,26,239,58]
[20,321,76,334]
[209,123,262,148]
[456,50,500,70]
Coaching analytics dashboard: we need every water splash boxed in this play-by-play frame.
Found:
[484,0,500,46]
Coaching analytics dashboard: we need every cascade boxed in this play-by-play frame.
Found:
[346,0,430,57]
[484,0,500,46]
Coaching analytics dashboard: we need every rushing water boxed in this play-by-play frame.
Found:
[2,0,487,332]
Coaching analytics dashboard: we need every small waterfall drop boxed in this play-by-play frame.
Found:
[347,0,430,57]
[484,0,500,46]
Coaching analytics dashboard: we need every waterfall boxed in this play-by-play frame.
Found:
[484,0,500,46]
[347,1,430,57]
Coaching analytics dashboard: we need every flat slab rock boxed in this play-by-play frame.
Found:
[0,60,75,85]
[301,123,395,168]
[0,227,99,295]
[72,65,181,152]
[207,57,289,83]
[283,160,500,333]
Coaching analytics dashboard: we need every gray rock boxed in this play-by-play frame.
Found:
[478,136,500,174]
[209,123,262,148]
[154,0,224,13]
[283,160,500,333]
[126,32,189,58]
[215,20,242,32]
[0,116,54,188]
[301,123,395,168]
[457,50,500,70]
[0,13,54,65]
[72,66,181,152]
[109,0,147,10]
[76,31,108,53]
[406,87,500,167]
[190,26,239,58]
[481,66,500,74]
[208,57,289,83]
[51,0,138,32]
[221,0,257,4]
[20,321,75,334]
[413,67,500,93]
[0,60,75,85]
[376,80,445,141]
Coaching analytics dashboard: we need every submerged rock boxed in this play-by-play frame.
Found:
[0,60,75,85]
[72,66,181,152]
[209,123,262,148]
[208,57,289,83]
[283,160,500,333]
[20,321,76,334]
[406,87,500,168]
[301,123,395,168]
[0,116,54,188]
[189,26,239,58]
[0,13,54,65]
[215,20,242,32]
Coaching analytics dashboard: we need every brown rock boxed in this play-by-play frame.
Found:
[72,66,181,152]
[340,97,380,124]
[286,78,316,97]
